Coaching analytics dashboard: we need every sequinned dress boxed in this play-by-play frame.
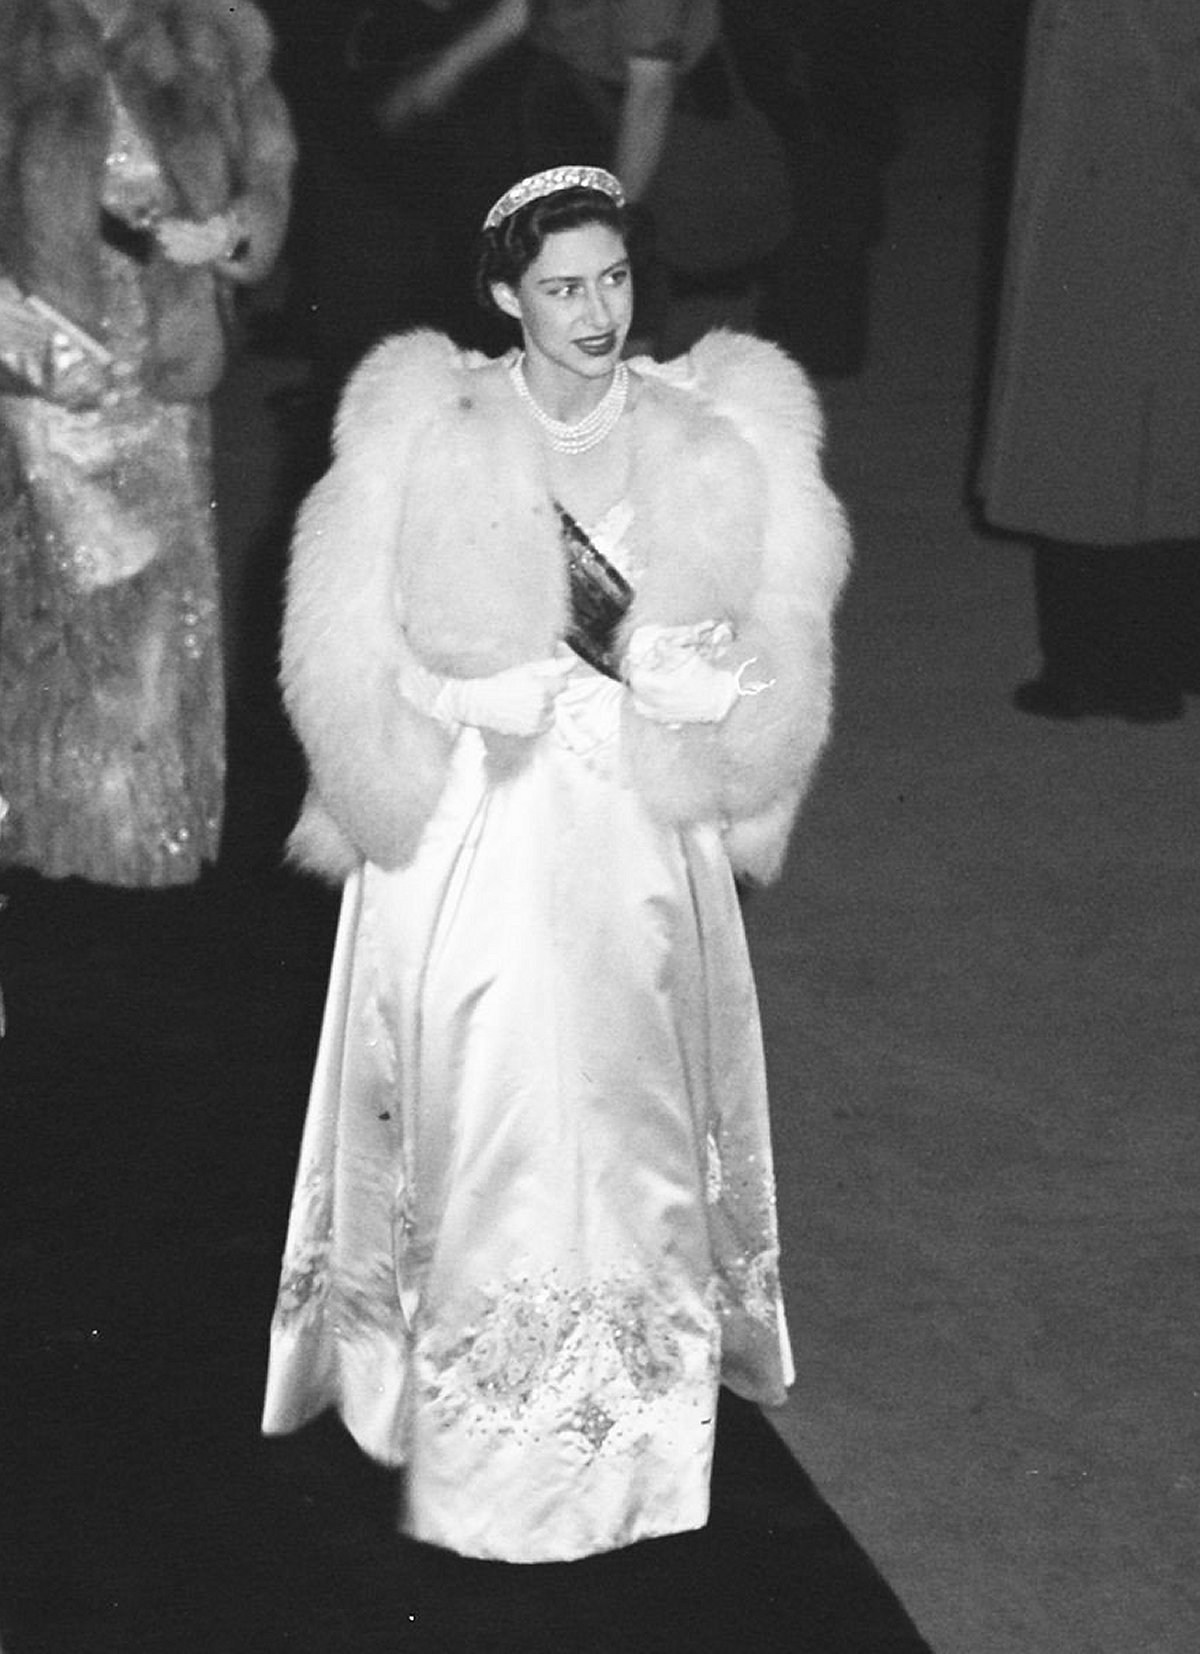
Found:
[0,83,223,887]
[262,500,795,1563]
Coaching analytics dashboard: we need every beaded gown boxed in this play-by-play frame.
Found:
[0,84,223,887]
[262,501,795,1563]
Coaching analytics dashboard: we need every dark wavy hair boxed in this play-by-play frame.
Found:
[474,187,629,319]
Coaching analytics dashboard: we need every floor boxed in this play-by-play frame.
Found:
[756,98,1200,1654]
[2,93,1197,1654]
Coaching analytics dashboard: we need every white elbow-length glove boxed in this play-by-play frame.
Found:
[398,644,572,737]
[624,622,743,725]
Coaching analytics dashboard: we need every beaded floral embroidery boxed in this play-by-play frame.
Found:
[417,1267,721,1455]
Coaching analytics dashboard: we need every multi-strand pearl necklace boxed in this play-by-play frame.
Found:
[508,354,629,455]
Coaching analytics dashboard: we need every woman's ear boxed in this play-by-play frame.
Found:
[491,282,522,322]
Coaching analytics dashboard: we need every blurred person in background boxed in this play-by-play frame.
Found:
[264,0,523,390]
[0,0,294,887]
[725,0,899,377]
[976,0,1200,723]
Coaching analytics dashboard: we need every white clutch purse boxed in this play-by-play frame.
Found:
[0,277,113,402]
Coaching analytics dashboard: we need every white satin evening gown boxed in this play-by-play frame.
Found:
[262,503,793,1562]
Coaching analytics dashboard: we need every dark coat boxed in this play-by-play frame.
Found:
[977,0,1200,546]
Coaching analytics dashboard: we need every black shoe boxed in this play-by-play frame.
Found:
[1013,676,1183,723]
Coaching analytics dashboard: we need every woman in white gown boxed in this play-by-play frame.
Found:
[262,165,851,1564]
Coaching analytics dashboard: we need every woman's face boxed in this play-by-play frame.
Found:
[493,222,632,385]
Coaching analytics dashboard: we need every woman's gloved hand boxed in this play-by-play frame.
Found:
[431,658,574,737]
[624,624,740,725]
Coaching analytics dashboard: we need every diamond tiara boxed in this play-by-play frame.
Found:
[481,166,626,232]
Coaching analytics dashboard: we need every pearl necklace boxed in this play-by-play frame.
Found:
[508,354,629,454]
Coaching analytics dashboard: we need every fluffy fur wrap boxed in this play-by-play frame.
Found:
[0,0,295,400]
[284,329,851,885]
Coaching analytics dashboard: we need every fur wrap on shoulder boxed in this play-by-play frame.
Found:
[283,329,851,885]
[0,0,295,400]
